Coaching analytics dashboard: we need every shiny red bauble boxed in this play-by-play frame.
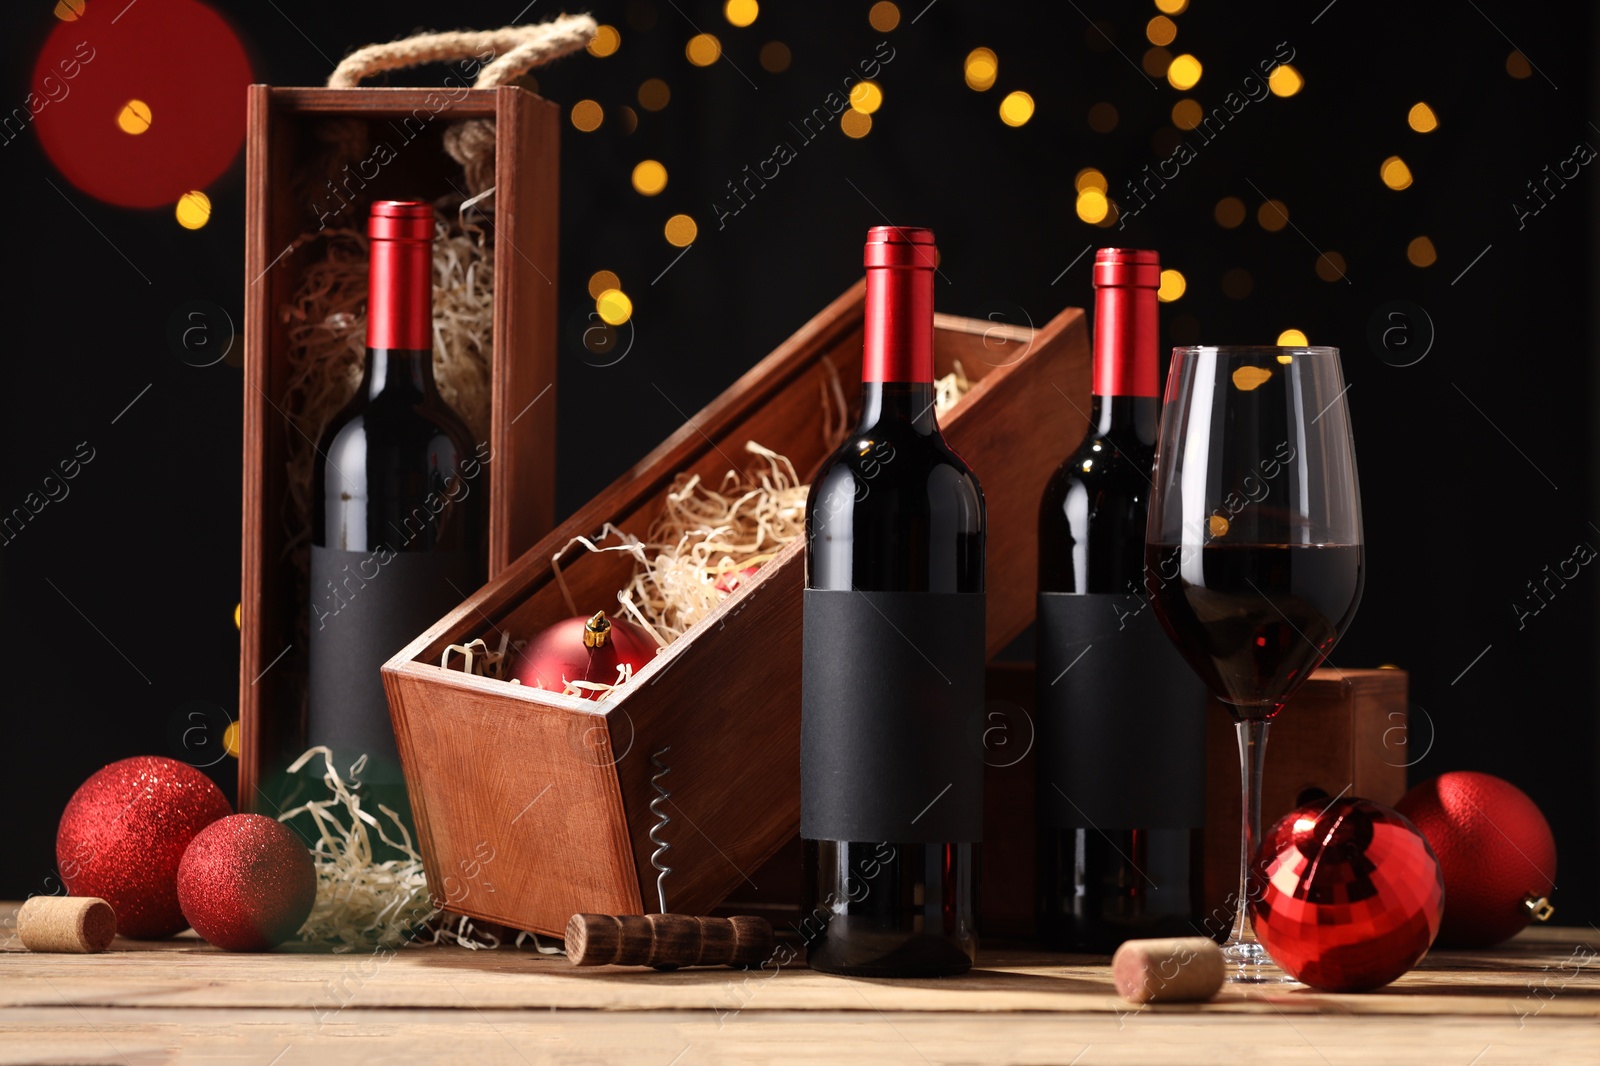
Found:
[177,814,317,951]
[56,756,233,938]
[1395,772,1557,948]
[513,611,659,698]
[1251,797,1445,992]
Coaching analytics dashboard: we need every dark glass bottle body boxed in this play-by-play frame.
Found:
[306,204,486,838]
[1036,392,1204,950]
[803,380,986,976]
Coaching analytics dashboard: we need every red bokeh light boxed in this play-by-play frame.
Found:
[30,0,251,208]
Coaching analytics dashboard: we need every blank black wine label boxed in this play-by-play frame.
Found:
[801,589,985,843]
[1036,591,1207,830]
[307,545,477,786]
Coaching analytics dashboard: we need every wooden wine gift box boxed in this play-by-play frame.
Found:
[239,86,560,811]
[381,283,1092,937]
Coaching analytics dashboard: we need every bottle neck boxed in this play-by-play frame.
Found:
[367,232,433,353]
[1089,393,1158,447]
[363,349,435,400]
[858,381,938,434]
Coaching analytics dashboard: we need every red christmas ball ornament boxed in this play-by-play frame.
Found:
[514,611,659,698]
[1251,797,1445,992]
[1395,772,1557,948]
[56,756,233,938]
[177,814,317,951]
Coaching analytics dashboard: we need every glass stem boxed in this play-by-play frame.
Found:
[1230,717,1271,947]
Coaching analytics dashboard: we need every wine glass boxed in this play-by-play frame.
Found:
[1143,345,1365,983]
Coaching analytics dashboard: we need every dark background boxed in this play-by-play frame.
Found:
[3,0,1596,925]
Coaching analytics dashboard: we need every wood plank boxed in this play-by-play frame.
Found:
[3,912,1595,1021]
[2,1006,1596,1066]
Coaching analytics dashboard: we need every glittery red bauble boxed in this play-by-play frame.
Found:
[1395,772,1557,948]
[513,612,659,698]
[56,756,233,938]
[1251,797,1445,992]
[177,814,317,952]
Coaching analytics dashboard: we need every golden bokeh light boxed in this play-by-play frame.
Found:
[1076,188,1110,224]
[1408,102,1438,132]
[175,191,211,230]
[1381,155,1414,190]
[222,720,241,759]
[999,90,1034,127]
[1315,251,1347,282]
[1257,199,1289,232]
[1158,269,1186,302]
[1276,329,1308,346]
[850,81,883,114]
[639,78,671,111]
[54,0,85,20]
[964,47,998,91]
[724,0,759,27]
[1146,15,1177,46]
[1214,196,1246,228]
[1155,0,1189,13]
[1209,514,1230,538]
[588,270,622,299]
[686,33,722,66]
[570,99,604,131]
[869,1,901,31]
[1088,102,1118,132]
[1171,98,1202,130]
[1506,50,1532,79]
[233,602,242,629]
[616,105,639,135]
[632,159,668,196]
[588,24,621,57]
[841,109,873,138]
[1142,47,1172,77]
[665,214,698,246]
[1232,366,1274,391]
[1267,64,1303,97]
[1166,53,1202,90]
[759,41,791,72]
[596,288,633,326]
[117,99,153,135]
[1074,167,1107,193]
[1096,200,1121,228]
[1407,236,1437,267]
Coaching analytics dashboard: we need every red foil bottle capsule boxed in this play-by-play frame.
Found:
[366,200,435,352]
[1090,248,1161,398]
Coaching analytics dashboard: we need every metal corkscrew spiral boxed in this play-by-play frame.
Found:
[648,746,672,913]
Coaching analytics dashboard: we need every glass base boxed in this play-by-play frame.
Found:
[1222,939,1298,984]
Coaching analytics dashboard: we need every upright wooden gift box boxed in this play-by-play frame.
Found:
[239,86,559,810]
[382,284,1092,936]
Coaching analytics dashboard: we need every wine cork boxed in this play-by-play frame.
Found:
[564,913,774,969]
[17,896,117,954]
[1111,937,1225,1003]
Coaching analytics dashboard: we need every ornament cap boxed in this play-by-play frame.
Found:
[1522,894,1556,923]
[584,612,612,649]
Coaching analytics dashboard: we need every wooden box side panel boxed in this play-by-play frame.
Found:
[611,540,807,916]
[385,665,640,934]
[490,86,559,574]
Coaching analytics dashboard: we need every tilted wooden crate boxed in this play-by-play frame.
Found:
[383,283,1091,936]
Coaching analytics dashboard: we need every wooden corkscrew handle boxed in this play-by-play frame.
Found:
[564,913,773,970]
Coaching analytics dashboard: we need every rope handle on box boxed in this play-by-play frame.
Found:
[327,15,597,89]
[324,15,596,194]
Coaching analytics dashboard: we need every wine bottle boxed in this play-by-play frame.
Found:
[800,226,986,977]
[307,201,487,826]
[1035,247,1207,952]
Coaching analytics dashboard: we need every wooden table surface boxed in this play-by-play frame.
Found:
[3,905,1597,1065]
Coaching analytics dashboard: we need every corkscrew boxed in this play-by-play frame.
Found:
[647,746,674,912]
[564,744,774,970]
